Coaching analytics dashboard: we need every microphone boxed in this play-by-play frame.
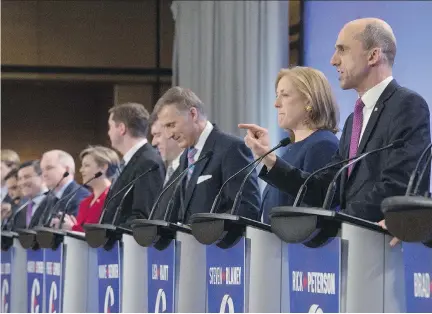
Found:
[405,142,432,195]
[162,151,213,222]
[37,172,70,227]
[57,172,103,229]
[321,139,404,210]
[209,138,291,215]
[98,164,159,225]
[413,151,432,195]
[229,137,292,215]
[293,140,404,207]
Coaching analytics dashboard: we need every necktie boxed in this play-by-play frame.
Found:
[26,201,34,227]
[164,164,175,185]
[111,159,125,186]
[187,147,198,183]
[348,98,365,176]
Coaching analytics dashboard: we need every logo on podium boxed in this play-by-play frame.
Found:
[206,238,245,313]
[48,282,58,313]
[31,278,41,313]
[148,242,175,313]
[97,242,121,313]
[219,294,235,313]
[27,249,44,313]
[155,288,167,313]
[1,279,9,313]
[308,304,323,313]
[104,286,115,313]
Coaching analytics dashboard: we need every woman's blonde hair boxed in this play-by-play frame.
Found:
[79,146,120,178]
[275,66,339,133]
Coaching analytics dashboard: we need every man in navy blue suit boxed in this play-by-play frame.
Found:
[242,18,431,242]
[38,149,90,228]
[154,87,261,223]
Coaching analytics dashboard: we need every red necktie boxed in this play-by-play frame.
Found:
[348,99,365,176]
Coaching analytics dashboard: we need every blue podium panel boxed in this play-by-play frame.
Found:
[288,238,341,313]
[403,243,432,312]
[27,249,45,313]
[148,241,176,313]
[97,242,122,313]
[44,246,64,313]
[206,238,246,313]
[1,247,13,313]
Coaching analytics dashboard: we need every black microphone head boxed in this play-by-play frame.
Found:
[279,137,291,147]
[151,164,160,171]
[63,171,70,178]
[392,139,404,149]
[94,171,103,178]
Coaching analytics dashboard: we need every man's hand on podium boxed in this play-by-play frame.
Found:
[378,220,400,247]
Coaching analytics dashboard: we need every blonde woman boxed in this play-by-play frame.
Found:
[54,146,120,232]
[239,66,340,223]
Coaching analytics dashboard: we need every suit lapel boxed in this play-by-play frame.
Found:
[183,128,217,211]
[108,144,148,197]
[348,79,399,180]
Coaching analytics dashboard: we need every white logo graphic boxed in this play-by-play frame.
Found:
[1,279,9,313]
[309,304,323,313]
[219,294,234,313]
[104,286,114,313]
[155,288,167,313]
[48,281,58,313]
[31,278,41,313]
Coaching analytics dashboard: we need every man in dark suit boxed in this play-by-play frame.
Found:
[1,169,22,229]
[100,102,165,226]
[11,160,47,229]
[149,114,183,220]
[39,150,90,227]
[154,87,261,223]
[241,18,431,228]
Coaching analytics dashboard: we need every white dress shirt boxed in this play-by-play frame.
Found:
[192,121,214,161]
[122,138,148,166]
[359,76,393,142]
[54,178,74,200]
[164,153,182,184]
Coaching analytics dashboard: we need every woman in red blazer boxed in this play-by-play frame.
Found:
[58,145,120,232]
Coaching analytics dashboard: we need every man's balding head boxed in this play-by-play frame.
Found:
[41,150,75,189]
[330,18,396,93]
[349,18,397,66]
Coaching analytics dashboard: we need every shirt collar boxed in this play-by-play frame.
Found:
[170,152,183,171]
[32,191,47,206]
[55,179,73,199]
[192,121,213,160]
[122,138,148,165]
[360,76,393,110]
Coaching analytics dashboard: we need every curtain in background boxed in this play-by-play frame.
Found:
[171,0,289,147]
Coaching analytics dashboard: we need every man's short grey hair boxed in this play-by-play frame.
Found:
[356,21,397,66]
[153,87,207,118]
[44,150,76,174]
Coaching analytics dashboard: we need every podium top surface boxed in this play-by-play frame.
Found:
[271,206,386,234]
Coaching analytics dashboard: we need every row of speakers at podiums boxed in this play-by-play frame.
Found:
[1,195,431,314]
[1,140,432,313]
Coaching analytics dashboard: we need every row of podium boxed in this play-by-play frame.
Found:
[1,203,431,313]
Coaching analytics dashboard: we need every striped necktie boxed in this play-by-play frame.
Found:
[187,147,198,183]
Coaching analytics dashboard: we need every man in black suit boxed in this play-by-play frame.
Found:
[154,87,261,223]
[100,102,165,226]
[39,150,90,227]
[241,18,431,229]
